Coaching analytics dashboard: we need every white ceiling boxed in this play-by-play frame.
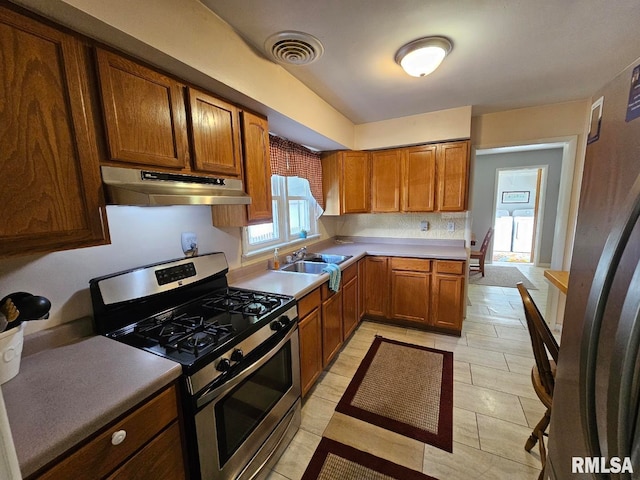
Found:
[201,0,640,125]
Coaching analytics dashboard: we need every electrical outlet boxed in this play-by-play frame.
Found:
[420,220,429,231]
[447,222,455,232]
[181,232,198,256]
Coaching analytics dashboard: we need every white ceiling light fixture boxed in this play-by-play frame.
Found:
[395,36,453,77]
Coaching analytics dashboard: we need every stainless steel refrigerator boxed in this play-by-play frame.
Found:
[547,57,640,479]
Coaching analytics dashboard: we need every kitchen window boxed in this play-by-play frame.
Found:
[243,175,322,255]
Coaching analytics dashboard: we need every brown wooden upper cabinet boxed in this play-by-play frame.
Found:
[371,144,437,213]
[239,111,272,223]
[211,111,273,226]
[95,48,190,170]
[95,49,245,179]
[403,144,437,212]
[187,87,242,177]
[371,149,402,212]
[325,140,469,215]
[0,5,109,258]
[322,151,371,214]
[436,141,470,211]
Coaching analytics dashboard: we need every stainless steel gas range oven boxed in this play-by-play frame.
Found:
[90,253,301,480]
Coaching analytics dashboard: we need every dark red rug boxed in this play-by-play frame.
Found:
[301,437,438,480]
[335,336,454,452]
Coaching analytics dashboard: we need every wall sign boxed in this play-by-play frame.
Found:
[502,191,530,203]
[588,96,604,144]
[626,64,640,122]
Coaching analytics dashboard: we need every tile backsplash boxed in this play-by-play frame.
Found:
[333,212,468,240]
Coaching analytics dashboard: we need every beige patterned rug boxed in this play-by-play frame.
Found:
[468,265,537,290]
[301,438,438,480]
[335,336,453,452]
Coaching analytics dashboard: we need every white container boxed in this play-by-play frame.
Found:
[0,323,24,385]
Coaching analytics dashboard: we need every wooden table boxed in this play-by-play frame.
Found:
[544,270,569,294]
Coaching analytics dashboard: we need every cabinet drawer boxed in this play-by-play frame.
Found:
[298,288,321,319]
[321,282,338,300]
[390,257,431,272]
[37,385,178,480]
[435,260,464,275]
[342,263,358,283]
[107,422,185,480]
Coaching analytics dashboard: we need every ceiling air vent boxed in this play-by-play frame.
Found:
[264,31,324,66]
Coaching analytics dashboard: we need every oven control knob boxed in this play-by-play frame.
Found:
[230,349,243,362]
[216,358,231,372]
[279,315,291,326]
[270,320,284,331]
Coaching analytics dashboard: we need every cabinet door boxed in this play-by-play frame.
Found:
[432,273,464,331]
[187,87,242,177]
[107,422,185,480]
[364,257,389,318]
[436,141,470,211]
[390,270,430,324]
[402,145,436,212]
[241,111,272,223]
[95,48,189,169]
[0,7,108,258]
[342,151,371,213]
[371,149,401,212]
[299,309,323,397]
[322,290,343,367]
[358,259,366,320]
[342,276,359,340]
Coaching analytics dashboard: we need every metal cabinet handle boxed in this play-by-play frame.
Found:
[111,430,127,446]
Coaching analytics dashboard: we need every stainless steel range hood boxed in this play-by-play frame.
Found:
[101,166,251,206]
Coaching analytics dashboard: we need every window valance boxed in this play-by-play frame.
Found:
[269,135,324,209]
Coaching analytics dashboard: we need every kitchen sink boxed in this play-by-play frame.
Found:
[303,253,352,264]
[280,261,330,274]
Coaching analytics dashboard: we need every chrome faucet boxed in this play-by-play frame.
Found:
[291,246,307,261]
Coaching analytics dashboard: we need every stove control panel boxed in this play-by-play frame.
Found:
[155,263,196,286]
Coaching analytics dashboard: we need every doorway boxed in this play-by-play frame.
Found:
[492,167,545,264]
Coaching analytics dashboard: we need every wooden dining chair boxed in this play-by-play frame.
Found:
[470,227,493,276]
[517,282,560,480]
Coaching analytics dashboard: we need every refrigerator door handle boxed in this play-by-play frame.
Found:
[608,256,640,478]
[580,172,640,477]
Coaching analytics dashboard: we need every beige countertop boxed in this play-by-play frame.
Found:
[2,335,182,478]
[231,239,467,298]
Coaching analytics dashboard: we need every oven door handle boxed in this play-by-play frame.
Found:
[196,322,298,409]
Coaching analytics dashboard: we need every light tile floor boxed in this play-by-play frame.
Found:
[269,264,557,480]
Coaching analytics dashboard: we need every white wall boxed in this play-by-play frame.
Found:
[0,206,242,334]
[355,106,472,150]
[0,206,338,335]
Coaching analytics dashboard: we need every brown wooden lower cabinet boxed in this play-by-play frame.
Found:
[389,257,431,325]
[341,263,359,340]
[297,256,465,396]
[298,263,361,396]
[431,260,465,331]
[363,256,389,317]
[107,423,184,480]
[298,289,323,397]
[365,256,465,334]
[33,384,186,480]
[322,285,343,367]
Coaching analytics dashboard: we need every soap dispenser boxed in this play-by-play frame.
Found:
[273,248,280,270]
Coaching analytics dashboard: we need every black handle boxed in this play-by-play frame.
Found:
[579,172,640,480]
[607,256,640,479]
